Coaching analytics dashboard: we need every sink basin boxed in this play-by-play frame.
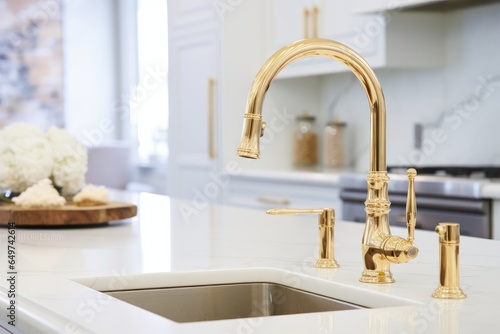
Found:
[104,282,363,323]
[75,268,417,324]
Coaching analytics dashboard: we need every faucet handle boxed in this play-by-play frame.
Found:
[266,208,339,268]
[406,168,417,242]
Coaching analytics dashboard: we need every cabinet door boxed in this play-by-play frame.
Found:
[352,0,444,13]
[320,1,377,54]
[321,1,363,35]
[168,30,219,200]
[267,0,377,76]
[268,0,316,53]
[268,0,369,49]
[168,0,215,28]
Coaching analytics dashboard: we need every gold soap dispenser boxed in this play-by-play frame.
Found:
[266,208,339,268]
[432,223,467,299]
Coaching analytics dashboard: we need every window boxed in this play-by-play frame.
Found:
[132,0,169,164]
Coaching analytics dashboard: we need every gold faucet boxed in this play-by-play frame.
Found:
[237,38,419,283]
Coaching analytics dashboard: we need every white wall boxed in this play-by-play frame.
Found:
[63,0,119,145]
[320,3,500,171]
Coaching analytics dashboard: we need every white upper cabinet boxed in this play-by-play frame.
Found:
[266,0,445,78]
[353,0,445,13]
[168,0,216,29]
[168,30,220,200]
[268,0,316,50]
[267,0,366,54]
[167,0,221,201]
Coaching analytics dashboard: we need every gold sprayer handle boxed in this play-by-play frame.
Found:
[406,168,417,242]
[266,208,338,268]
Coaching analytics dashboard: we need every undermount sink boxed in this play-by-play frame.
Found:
[75,268,417,324]
[103,282,363,323]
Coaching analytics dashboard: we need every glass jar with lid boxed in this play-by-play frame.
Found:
[323,119,347,168]
[293,113,318,166]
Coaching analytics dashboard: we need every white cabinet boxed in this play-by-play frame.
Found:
[168,0,215,28]
[167,1,221,201]
[265,0,444,79]
[353,0,445,13]
[268,0,318,51]
[267,0,366,55]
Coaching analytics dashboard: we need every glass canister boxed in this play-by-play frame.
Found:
[293,113,318,166]
[323,119,347,168]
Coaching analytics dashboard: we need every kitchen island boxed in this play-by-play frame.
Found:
[0,190,499,333]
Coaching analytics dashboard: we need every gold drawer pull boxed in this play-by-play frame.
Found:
[303,8,310,39]
[208,78,216,159]
[311,6,318,38]
[256,197,291,206]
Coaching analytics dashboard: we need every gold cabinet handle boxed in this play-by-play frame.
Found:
[208,78,216,159]
[311,6,319,38]
[266,208,339,268]
[303,8,310,39]
[256,197,291,206]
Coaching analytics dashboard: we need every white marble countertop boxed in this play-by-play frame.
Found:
[480,180,500,199]
[1,191,500,333]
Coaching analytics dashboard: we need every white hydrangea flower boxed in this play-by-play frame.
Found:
[0,124,53,192]
[73,184,109,206]
[12,178,66,208]
[46,126,88,195]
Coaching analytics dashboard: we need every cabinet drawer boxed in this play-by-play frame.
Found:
[225,176,342,217]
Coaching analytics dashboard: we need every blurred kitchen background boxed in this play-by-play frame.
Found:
[1,0,499,205]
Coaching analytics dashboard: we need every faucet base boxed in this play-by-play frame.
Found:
[432,286,467,299]
[360,270,395,284]
[315,258,340,269]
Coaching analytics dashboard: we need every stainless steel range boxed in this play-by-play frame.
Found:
[340,166,493,239]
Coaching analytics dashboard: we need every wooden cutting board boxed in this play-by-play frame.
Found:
[0,202,137,227]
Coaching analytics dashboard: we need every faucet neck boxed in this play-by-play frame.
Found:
[243,38,386,171]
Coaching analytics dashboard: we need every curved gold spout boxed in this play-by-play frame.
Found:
[237,38,385,171]
[237,38,418,283]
